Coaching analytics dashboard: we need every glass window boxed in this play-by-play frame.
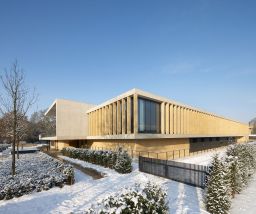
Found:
[139,99,145,132]
[138,97,161,133]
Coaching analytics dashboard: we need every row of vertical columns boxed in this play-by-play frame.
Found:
[88,94,136,136]
[88,98,248,137]
[161,102,192,135]
[174,103,248,136]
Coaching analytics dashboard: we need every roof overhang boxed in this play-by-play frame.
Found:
[86,88,248,126]
[86,133,247,140]
[40,136,88,141]
[39,136,57,141]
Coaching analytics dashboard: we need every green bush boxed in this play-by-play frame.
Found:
[62,147,132,174]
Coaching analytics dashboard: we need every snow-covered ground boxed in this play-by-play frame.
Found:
[230,172,256,214]
[0,153,74,201]
[0,155,208,214]
[176,148,227,166]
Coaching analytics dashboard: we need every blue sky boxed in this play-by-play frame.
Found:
[0,0,255,123]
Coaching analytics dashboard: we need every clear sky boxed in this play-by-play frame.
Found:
[0,0,255,123]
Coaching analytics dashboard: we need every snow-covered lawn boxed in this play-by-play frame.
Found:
[230,172,256,214]
[0,153,74,200]
[0,155,208,214]
[176,148,227,166]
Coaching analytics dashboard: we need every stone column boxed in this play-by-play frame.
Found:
[161,102,165,134]
[181,107,183,134]
[95,110,98,136]
[109,104,113,135]
[169,104,173,134]
[165,103,169,134]
[99,108,102,135]
[113,103,117,135]
[185,108,188,134]
[127,96,131,134]
[104,106,108,135]
[117,100,121,134]
[177,106,180,134]
[122,99,126,134]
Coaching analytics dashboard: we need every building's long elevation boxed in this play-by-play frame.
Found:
[41,88,249,158]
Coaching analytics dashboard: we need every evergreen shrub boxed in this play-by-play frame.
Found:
[62,147,132,174]
[86,182,168,214]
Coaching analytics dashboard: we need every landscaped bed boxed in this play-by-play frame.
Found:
[0,152,74,200]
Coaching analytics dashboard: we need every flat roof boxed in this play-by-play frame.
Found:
[45,98,95,116]
[86,88,248,126]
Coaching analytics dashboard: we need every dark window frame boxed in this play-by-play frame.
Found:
[138,97,161,134]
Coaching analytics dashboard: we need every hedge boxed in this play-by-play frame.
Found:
[62,147,132,174]
[206,144,256,214]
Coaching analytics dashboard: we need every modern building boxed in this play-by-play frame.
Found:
[40,89,249,158]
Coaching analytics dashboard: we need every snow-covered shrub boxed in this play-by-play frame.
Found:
[114,147,132,174]
[226,144,256,187]
[205,144,256,213]
[86,182,168,214]
[225,155,243,197]
[62,147,132,173]
[0,153,74,200]
[206,154,231,214]
[63,165,75,185]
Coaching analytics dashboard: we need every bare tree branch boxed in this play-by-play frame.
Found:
[0,60,38,175]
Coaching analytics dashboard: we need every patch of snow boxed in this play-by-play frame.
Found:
[0,155,208,213]
[176,148,227,166]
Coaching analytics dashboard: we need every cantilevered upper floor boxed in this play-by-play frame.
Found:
[86,88,249,139]
[40,99,95,141]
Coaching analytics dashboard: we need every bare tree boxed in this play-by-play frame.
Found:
[0,60,37,175]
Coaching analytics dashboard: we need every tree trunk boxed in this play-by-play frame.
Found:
[16,140,19,159]
[12,96,17,176]
[12,138,16,176]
